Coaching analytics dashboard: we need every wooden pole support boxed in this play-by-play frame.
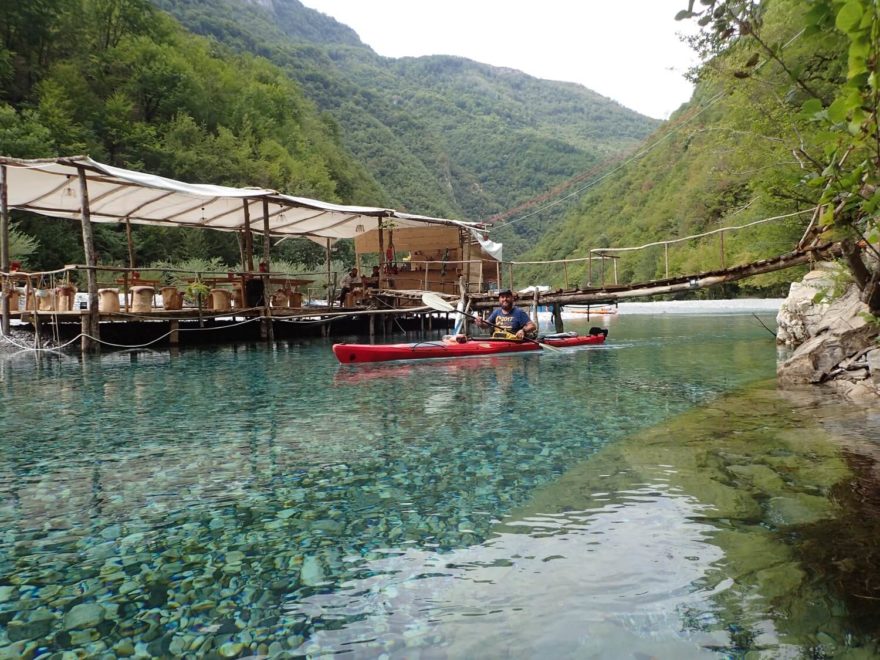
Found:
[0,165,9,336]
[261,199,273,343]
[552,302,565,333]
[77,166,100,351]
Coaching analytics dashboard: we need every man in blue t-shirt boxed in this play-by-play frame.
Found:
[476,289,536,339]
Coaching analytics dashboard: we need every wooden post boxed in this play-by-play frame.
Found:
[325,238,333,306]
[243,202,254,272]
[457,275,469,336]
[77,166,100,351]
[31,275,41,349]
[463,232,471,294]
[587,250,593,286]
[600,255,605,287]
[664,243,669,279]
[261,199,273,343]
[125,219,135,269]
[531,287,539,327]
[169,319,179,345]
[369,313,375,340]
[495,261,501,292]
[121,270,130,312]
[552,302,565,333]
[613,257,618,285]
[719,230,725,269]
[377,217,385,290]
[0,165,9,336]
[507,263,514,292]
[563,260,569,290]
[237,231,246,269]
[459,231,468,294]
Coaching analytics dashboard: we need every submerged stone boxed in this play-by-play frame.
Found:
[63,603,105,631]
[300,556,325,586]
[766,494,836,527]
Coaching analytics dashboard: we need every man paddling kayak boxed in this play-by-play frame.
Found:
[475,289,536,340]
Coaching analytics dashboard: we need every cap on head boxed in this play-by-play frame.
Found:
[498,288,513,297]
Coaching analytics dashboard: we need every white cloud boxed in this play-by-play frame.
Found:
[300,0,699,119]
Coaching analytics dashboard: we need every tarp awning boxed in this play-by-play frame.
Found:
[0,156,498,255]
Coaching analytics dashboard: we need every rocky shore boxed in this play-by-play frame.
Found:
[776,262,880,401]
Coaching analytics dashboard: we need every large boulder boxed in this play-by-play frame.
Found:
[776,265,879,398]
[775,265,834,346]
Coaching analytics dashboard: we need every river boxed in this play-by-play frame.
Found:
[1,306,879,657]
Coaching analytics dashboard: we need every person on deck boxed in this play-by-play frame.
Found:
[364,266,381,288]
[338,268,361,305]
[475,289,537,340]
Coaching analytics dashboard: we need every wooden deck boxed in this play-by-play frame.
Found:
[3,242,840,351]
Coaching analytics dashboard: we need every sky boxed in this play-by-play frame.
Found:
[298,0,700,120]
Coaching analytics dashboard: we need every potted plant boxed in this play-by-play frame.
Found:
[184,280,210,308]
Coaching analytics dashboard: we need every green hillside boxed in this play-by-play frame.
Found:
[151,0,660,251]
[0,0,382,269]
[516,0,856,295]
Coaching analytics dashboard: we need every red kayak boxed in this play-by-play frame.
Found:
[333,330,607,364]
[333,337,540,364]
[540,330,608,348]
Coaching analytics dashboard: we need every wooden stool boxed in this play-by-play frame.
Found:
[36,289,55,311]
[55,285,76,311]
[131,286,155,312]
[98,288,120,313]
[4,290,20,312]
[210,289,232,311]
[231,287,243,308]
[160,286,182,310]
[345,289,364,307]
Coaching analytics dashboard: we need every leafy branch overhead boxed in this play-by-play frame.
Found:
[677,0,879,310]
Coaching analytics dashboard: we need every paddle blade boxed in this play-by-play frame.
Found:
[421,291,455,312]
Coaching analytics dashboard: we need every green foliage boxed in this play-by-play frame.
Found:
[0,0,386,269]
[149,256,228,288]
[7,222,40,265]
[183,279,210,302]
[671,0,880,308]
[511,0,878,298]
[151,0,659,241]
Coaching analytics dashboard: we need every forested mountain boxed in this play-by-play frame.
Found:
[4,0,861,300]
[0,0,384,269]
[517,0,868,296]
[151,0,661,255]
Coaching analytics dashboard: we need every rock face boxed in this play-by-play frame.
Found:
[776,263,879,400]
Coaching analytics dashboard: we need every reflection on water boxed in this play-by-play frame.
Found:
[289,485,726,658]
[1,315,879,657]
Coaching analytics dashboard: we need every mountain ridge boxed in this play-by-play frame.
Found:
[151,0,661,255]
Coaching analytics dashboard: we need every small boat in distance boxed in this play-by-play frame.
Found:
[564,304,618,315]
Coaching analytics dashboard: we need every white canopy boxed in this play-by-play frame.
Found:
[0,156,497,253]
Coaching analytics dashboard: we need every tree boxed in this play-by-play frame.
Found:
[678,0,880,313]
[7,222,39,264]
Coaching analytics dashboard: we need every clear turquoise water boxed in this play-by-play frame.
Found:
[1,313,878,657]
